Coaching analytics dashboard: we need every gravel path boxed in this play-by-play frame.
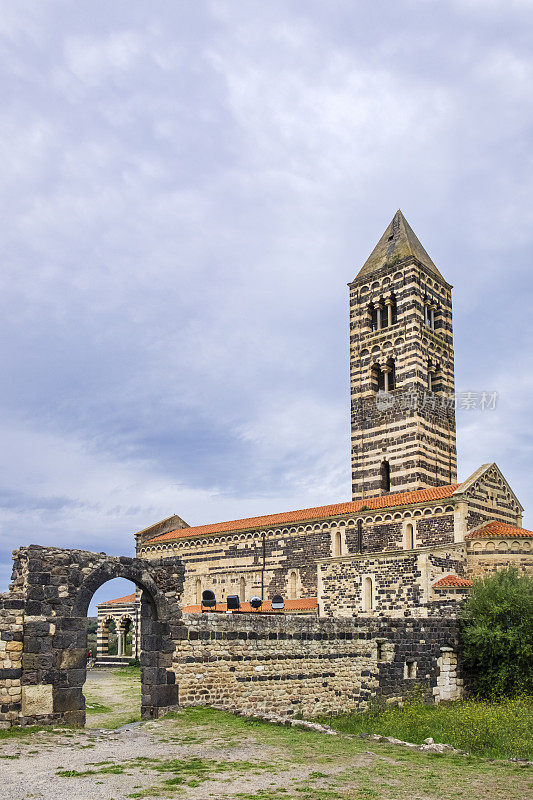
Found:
[0,670,528,800]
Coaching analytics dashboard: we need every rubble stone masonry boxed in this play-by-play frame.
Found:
[173,613,461,716]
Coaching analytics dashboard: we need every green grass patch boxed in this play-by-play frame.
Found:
[319,696,533,760]
[0,726,44,740]
[114,666,142,678]
[57,764,127,777]
[86,701,113,714]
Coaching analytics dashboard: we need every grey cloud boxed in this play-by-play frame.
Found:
[0,1,532,594]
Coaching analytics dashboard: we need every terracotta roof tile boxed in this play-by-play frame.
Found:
[465,520,533,539]
[433,575,473,588]
[182,597,318,614]
[99,593,136,605]
[147,484,460,544]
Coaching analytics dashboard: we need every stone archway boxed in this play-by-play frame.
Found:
[9,545,185,727]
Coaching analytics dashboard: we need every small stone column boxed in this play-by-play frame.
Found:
[434,647,462,702]
[385,297,394,327]
[96,619,107,660]
[382,364,391,393]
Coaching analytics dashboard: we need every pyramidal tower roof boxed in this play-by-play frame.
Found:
[354,210,446,283]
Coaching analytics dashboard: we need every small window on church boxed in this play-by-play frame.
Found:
[195,577,202,605]
[333,530,342,557]
[288,570,298,599]
[405,523,414,550]
[363,576,374,612]
[380,460,390,493]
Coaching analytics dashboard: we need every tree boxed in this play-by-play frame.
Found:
[460,567,533,698]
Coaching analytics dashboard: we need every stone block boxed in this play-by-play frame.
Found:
[58,649,86,670]
[53,687,84,713]
[22,684,53,716]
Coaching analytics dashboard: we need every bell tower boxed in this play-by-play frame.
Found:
[349,210,457,500]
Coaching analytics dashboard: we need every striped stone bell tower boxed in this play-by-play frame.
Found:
[349,210,457,500]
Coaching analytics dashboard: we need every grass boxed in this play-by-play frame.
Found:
[2,702,533,800]
[85,701,113,714]
[84,666,142,729]
[0,726,45,740]
[319,696,533,760]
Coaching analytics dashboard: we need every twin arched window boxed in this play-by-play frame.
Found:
[424,299,440,330]
[368,295,397,332]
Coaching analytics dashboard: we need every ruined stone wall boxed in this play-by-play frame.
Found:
[0,594,24,728]
[173,613,461,716]
[0,546,184,729]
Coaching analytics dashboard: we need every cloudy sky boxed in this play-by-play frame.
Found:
[1,0,532,608]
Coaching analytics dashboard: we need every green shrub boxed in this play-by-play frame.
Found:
[460,567,533,698]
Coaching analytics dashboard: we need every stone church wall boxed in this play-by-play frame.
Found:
[466,538,533,577]
[138,506,460,606]
[317,544,466,618]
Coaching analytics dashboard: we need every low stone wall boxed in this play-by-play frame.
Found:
[0,545,464,728]
[173,613,461,717]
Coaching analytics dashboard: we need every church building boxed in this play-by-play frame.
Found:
[97,211,533,656]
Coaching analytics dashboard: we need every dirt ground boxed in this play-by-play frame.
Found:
[0,668,530,800]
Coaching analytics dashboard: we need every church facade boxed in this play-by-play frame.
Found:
[97,212,533,647]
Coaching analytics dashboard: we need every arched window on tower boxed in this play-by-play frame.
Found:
[386,358,396,391]
[333,530,342,557]
[371,363,385,392]
[380,459,391,493]
[368,304,377,332]
[424,297,431,327]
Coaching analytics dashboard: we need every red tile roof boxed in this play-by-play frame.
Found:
[433,575,473,589]
[182,597,318,614]
[146,484,461,544]
[465,520,533,539]
[100,593,136,605]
